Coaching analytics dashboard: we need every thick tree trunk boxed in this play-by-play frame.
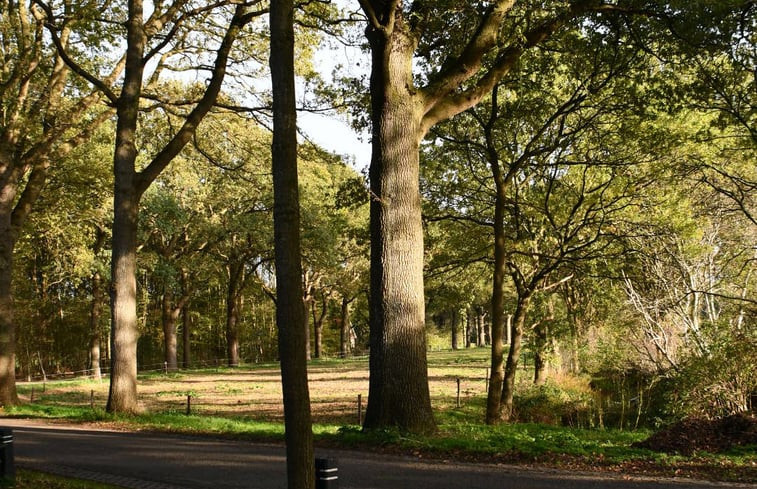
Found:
[106,0,145,415]
[107,183,140,413]
[89,271,104,380]
[0,199,18,406]
[270,0,314,485]
[339,297,352,358]
[500,294,531,421]
[363,17,435,434]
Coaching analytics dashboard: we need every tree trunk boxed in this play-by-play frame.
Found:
[362,15,435,434]
[0,198,18,406]
[500,294,531,421]
[226,291,241,367]
[106,0,146,414]
[162,290,179,371]
[477,308,487,347]
[107,170,140,413]
[465,309,471,348]
[451,310,459,350]
[182,303,191,369]
[533,320,548,385]
[486,166,508,423]
[270,0,314,485]
[339,297,352,358]
[311,294,327,359]
[89,271,104,380]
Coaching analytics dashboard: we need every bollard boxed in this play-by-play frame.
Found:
[456,378,461,408]
[186,395,191,415]
[164,361,168,374]
[0,428,14,484]
[30,388,34,403]
[315,457,338,489]
[90,390,94,409]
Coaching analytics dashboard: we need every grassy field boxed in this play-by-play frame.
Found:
[4,349,756,483]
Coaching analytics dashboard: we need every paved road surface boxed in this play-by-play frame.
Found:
[0,419,747,489]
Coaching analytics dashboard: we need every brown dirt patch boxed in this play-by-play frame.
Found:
[633,413,757,455]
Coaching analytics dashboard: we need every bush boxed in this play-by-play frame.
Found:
[513,379,594,427]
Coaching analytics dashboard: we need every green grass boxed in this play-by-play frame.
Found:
[11,469,120,489]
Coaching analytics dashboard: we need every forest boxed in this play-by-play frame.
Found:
[1,1,755,485]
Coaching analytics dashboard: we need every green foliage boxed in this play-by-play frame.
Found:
[665,329,757,420]
[513,381,594,427]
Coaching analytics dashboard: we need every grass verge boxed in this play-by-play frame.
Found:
[5,402,756,483]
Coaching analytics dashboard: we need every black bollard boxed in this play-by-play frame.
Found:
[315,457,338,489]
[0,428,14,484]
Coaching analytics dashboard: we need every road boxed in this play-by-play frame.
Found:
[0,419,746,489]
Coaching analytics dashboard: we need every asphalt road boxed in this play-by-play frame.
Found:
[0,419,747,489]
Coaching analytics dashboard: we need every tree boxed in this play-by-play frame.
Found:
[41,0,266,412]
[271,0,314,486]
[0,1,116,405]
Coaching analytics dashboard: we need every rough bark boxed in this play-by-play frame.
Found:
[362,10,435,434]
[106,0,146,414]
[501,294,531,420]
[270,0,314,485]
[0,195,18,405]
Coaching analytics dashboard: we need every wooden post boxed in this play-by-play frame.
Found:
[357,394,362,426]
[186,395,192,415]
[456,378,461,408]
[30,388,34,403]
[485,367,489,393]
[90,390,94,409]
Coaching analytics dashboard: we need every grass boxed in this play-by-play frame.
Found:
[5,349,756,483]
[10,469,120,489]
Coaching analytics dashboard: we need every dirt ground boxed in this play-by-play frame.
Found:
[23,351,493,424]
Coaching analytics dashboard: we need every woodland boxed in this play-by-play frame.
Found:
[0,1,755,487]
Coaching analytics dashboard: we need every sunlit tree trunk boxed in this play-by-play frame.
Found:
[362,13,435,434]
[501,293,531,420]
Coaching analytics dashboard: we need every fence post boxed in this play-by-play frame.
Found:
[90,390,94,409]
[186,395,192,415]
[456,378,461,408]
[30,388,34,403]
